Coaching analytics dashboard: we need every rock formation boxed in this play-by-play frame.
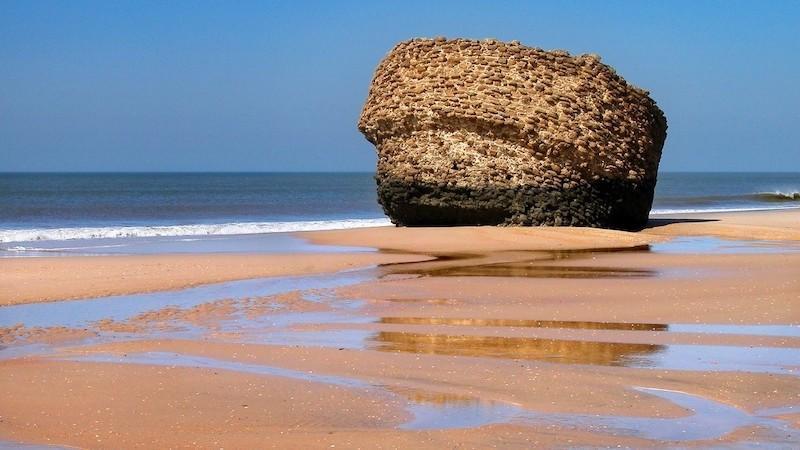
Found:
[358,37,667,230]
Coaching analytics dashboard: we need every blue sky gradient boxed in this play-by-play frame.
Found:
[1,1,798,171]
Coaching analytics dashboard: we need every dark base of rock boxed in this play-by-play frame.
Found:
[377,177,657,231]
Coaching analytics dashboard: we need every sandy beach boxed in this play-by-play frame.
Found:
[0,209,798,448]
[5,0,800,446]
[6,208,797,306]
[0,252,427,306]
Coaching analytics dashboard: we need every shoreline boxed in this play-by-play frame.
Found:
[2,208,799,306]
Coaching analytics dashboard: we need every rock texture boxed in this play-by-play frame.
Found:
[358,37,667,230]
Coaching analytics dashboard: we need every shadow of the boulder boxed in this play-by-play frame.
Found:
[645,218,719,228]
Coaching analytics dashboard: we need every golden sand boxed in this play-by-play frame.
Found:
[1,209,799,448]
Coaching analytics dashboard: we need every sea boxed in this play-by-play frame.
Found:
[1,172,798,255]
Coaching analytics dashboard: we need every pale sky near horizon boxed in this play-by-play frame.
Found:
[1,1,798,172]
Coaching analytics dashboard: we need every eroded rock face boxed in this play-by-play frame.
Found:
[358,38,667,230]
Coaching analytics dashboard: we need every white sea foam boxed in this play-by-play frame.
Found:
[4,243,129,252]
[0,218,392,243]
[757,190,800,200]
[650,205,800,215]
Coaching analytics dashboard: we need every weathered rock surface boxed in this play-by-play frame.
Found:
[358,37,667,230]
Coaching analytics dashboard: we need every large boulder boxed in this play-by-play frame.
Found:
[358,38,667,230]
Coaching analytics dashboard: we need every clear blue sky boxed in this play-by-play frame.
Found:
[1,0,798,172]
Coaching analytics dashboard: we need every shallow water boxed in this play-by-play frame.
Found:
[650,236,800,254]
[400,398,522,430]
[414,263,656,279]
[519,387,798,442]
[369,331,665,366]
[379,317,669,331]
[377,317,800,337]
[0,441,72,450]
[0,269,375,329]
[388,245,659,279]
[385,235,800,281]
[1,232,375,257]
[367,331,800,376]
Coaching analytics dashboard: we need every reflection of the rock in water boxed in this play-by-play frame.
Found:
[381,246,657,279]
[378,317,800,338]
[379,317,668,332]
[369,331,664,366]
[388,386,481,406]
[368,331,800,376]
[401,399,522,430]
[421,263,655,278]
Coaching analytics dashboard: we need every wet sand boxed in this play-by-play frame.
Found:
[304,208,800,251]
[646,209,800,241]
[343,251,800,324]
[1,209,799,448]
[4,208,795,306]
[0,252,427,305]
[1,357,665,449]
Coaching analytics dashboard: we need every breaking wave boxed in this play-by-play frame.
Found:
[650,205,800,215]
[753,191,800,202]
[651,189,800,214]
[0,218,392,243]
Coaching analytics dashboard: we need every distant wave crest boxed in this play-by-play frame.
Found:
[652,189,800,214]
[0,218,392,243]
[649,205,800,215]
[753,191,800,202]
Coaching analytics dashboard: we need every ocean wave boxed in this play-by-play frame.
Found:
[0,218,393,243]
[656,191,800,205]
[650,205,800,215]
[753,191,800,202]
[4,243,129,253]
